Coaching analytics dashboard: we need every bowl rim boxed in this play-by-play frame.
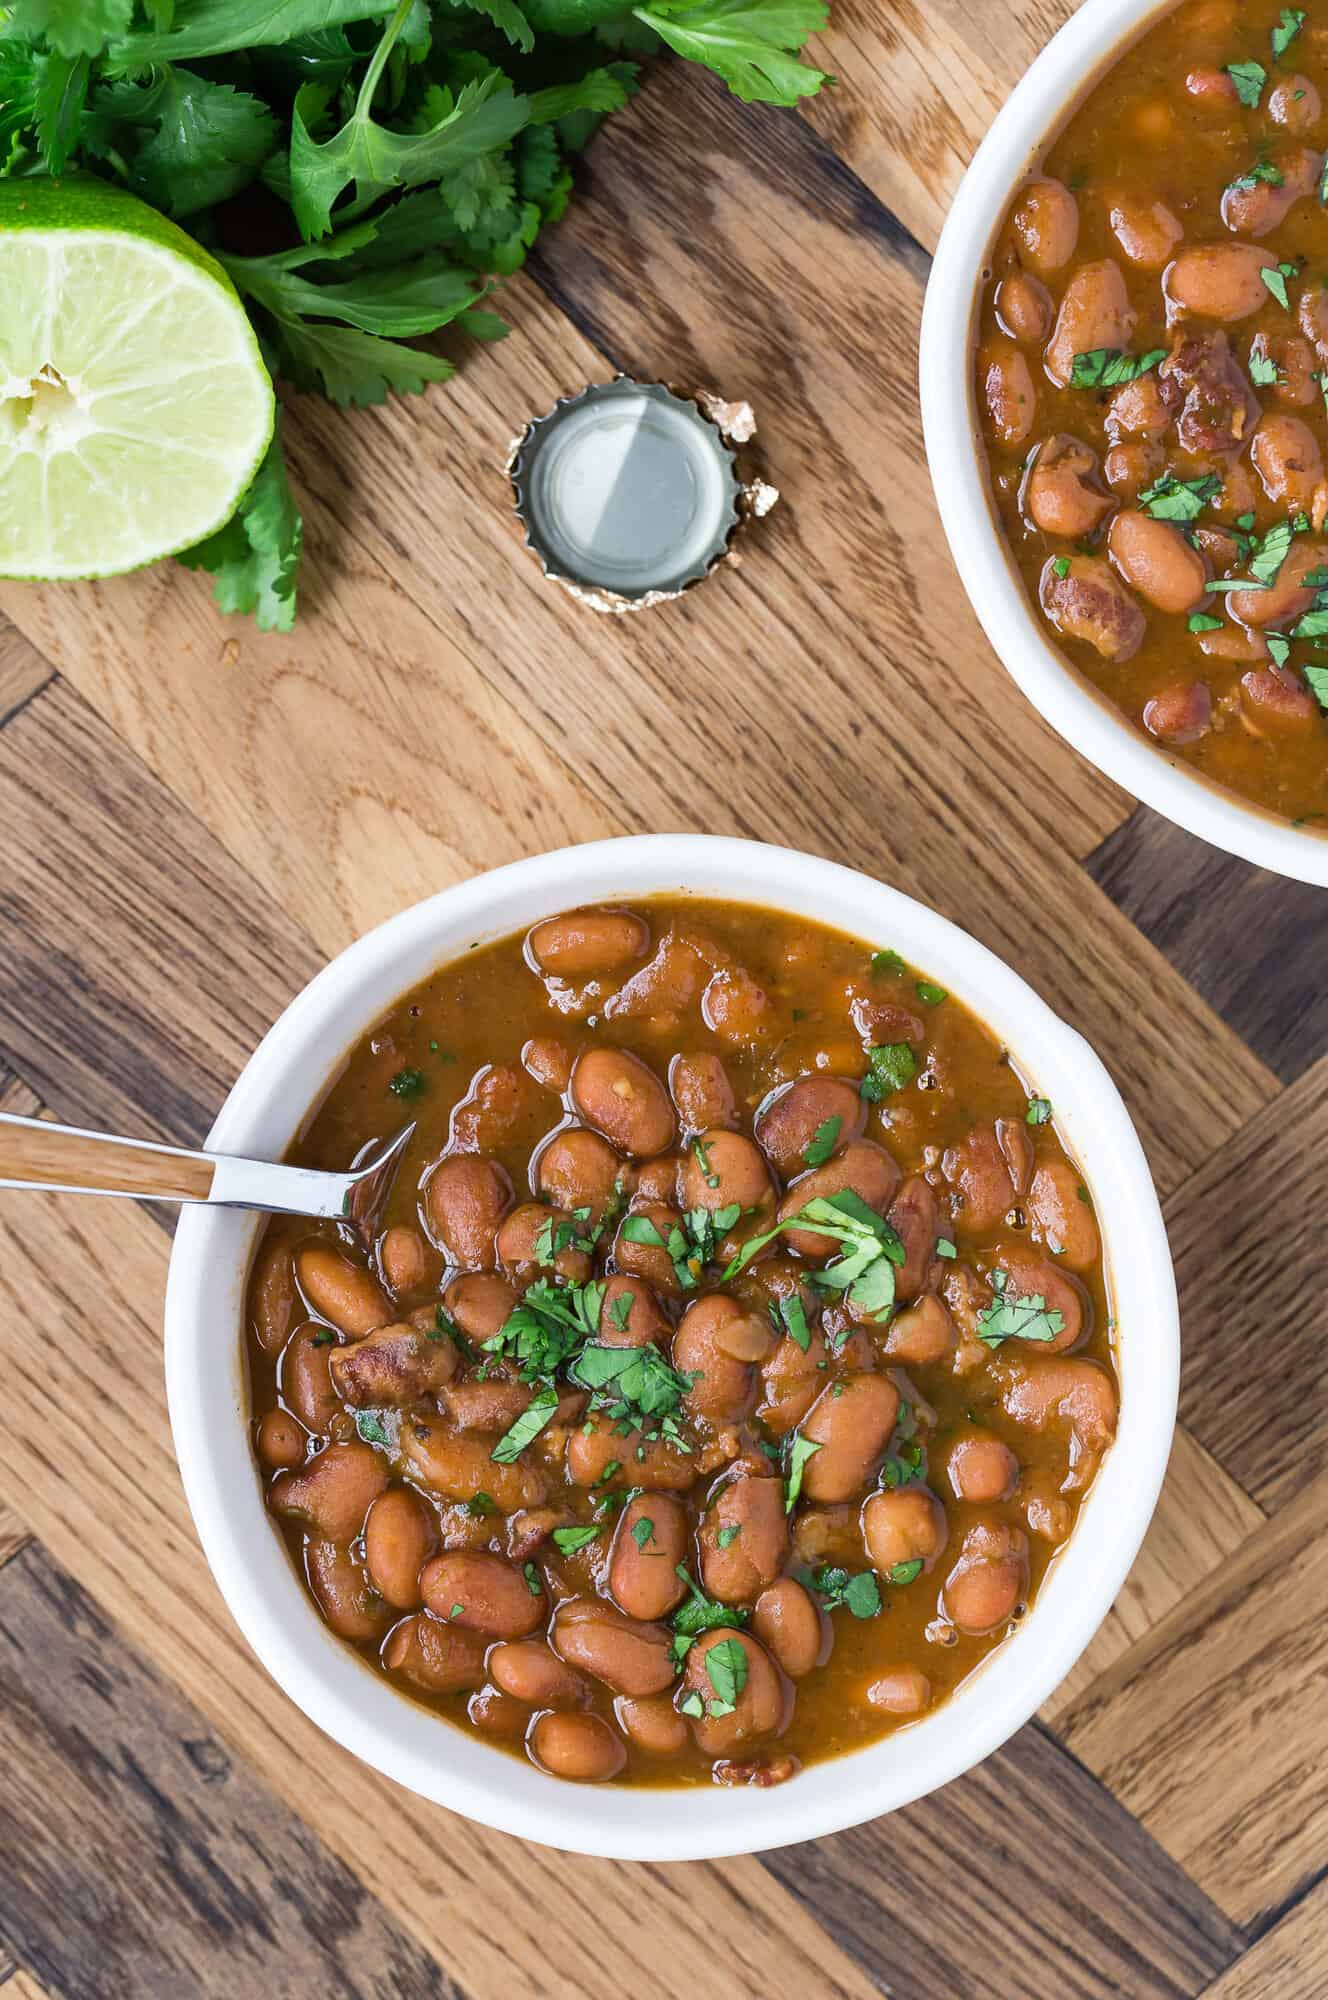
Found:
[918,0,1328,887]
[164,833,1178,1860]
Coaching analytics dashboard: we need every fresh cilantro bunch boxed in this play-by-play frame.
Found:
[1,0,829,629]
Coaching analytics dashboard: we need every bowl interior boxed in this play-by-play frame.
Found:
[165,834,1178,1859]
[919,0,1328,887]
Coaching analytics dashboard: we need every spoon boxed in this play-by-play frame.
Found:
[0,1112,417,1225]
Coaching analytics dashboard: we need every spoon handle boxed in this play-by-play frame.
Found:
[0,1111,218,1202]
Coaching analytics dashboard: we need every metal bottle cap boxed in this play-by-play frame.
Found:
[509,377,747,610]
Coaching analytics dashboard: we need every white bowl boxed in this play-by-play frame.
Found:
[164,834,1177,1859]
[920,0,1328,887]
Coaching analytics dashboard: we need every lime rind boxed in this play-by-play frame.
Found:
[0,180,274,582]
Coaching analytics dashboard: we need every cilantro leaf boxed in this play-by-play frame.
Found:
[84,69,277,216]
[632,0,829,105]
[810,1565,881,1617]
[176,428,303,632]
[803,1115,842,1168]
[975,1269,1065,1348]
[670,1566,747,1660]
[355,1408,392,1445]
[1138,473,1222,523]
[1225,60,1267,106]
[860,1042,915,1103]
[704,1634,749,1712]
[552,1524,601,1553]
[1304,663,1328,712]
[784,1433,821,1511]
[1069,347,1165,388]
[10,0,133,59]
[490,1382,559,1462]
[1272,8,1305,57]
[104,0,399,68]
[33,49,91,173]
[1026,1097,1052,1126]
[772,1292,811,1352]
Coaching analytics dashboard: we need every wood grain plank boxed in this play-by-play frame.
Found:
[1058,1470,1328,1928]
[1,1975,52,2000]
[0,1543,465,2000]
[1087,810,1328,1083]
[0,616,51,730]
[1039,1426,1264,1723]
[801,0,1073,251]
[764,1719,1240,2000]
[0,1187,886,2000]
[1198,1880,1328,1998]
[1169,1056,1328,1511]
[0,1503,29,1573]
[0,679,323,1146]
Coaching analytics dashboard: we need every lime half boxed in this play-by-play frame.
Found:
[0,177,274,580]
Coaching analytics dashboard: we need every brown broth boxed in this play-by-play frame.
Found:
[977,0,1328,828]
[245,898,1118,1787]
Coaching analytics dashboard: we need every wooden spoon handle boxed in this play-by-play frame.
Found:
[0,1113,216,1202]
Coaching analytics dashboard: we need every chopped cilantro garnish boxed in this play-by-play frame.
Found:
[870,948,905,976]
[784,1434,822,1512]
[915,980,948,1005]
[1260,262,1298,309]
[887,1558,923,1586]
[1305,663,1328,711]
[1069,346,1165,388]
[703,1636,749,1716]
[860,1042,917,1103]
[1225,59,1267,106]
[1025,1096,1053,1125]
[975,1270,1065,1348]
[1138,472,1221,522]
[552,1525,601,1554]
[772,1292,812,1352]
[388,1068,425,1099]
[810,1566,882,1618]
[1189,612,1224,633]
[354,1410,391,1446]
[936,1238,957,1259]
[631,1516,655,1550]
[1272,7,1305,57]
[716,1523,743,1549]
[725,1189,905,1325]
[490,1383,560,1463]
[803,1115,842,1168]
[1249,343,1283,386]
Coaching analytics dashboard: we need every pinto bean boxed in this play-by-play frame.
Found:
[979,338,1037,447]
[613,1200,685,1300]
[989,1245,1092,1354]
[1253,412,1325,512]
[1010,177,1079,274]
[1144,682,1213,744]
[799,1373,900,1503]
[489,1640,590,1708]
[1023,435,1115,539]
[606,930,708,1022]
[635,1154,681,1205]
[759,1326,829,1435]
[1103,440,1164,500]
[421,1551,545,1639]
[1160,328,1260,453]
[778,1141,901,1260]
[535,1125,626,1227]
[443,1378,583,1435]
[1185,64,1238,107]
[1026,1159,1101,1270]
[530,1711,626,1782]
[528,907,649,978]
[1241,664,1321,731]
[682,1628,790,1758]
[496,1201,592,1284]
[669,1052,738,1136]
[995,270,1052,343]
[571,1047,675,1159]
[1226,538,1328,626]
[566,1411,696,1492]
[330,1321,460,1408]
[862,1484,947,1573]
[851,995,927,1046]
[383,1612,487,1693]
[1253,332,1319,406]
[1039,554,1147,661]
[424,1155,512,1270]
[866,1667,931,1714]
[1105,372,1172,440]
[1164,243,1280,323]
[1108,509,1209,614]
[280,1324,341,1435]
[399,1417,548,1510]
[942,1519,1029,1636]
[522,1034,575,1093]
[306,1540,391,1642]
[942,1123,1016,1233]
[442,1271,519,1345]
[448,1066,537,1156]
[680,1128,773,1217]
[1270,76,1321,130]
[609,1493,689,1620]
[755,1076,867,1179]
[1044,261,1136,388]
[947,1430,1019,1504]
[702,965,778,1046]
[251,1239,296,1354]
[1002,1357,1119,1488]
[364,1488,435,1609]
[256,1407,305,1471]
[597,1273,670,1348]
[699,1470,789,1603]
[269,1441,388,1540]
[883,1293,954,1367]
[617,1692,690,1756]
[378,1224,433,1296]
[1222,147,1322,236]
[883,1175,940,1305]
[1108,193,1182,268]
[298,1244,391,1338]
[753,1579,827,1679]
[674,1293,768,1424]
[552,1598,675,1696]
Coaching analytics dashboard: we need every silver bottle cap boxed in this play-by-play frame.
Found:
[509,377,748,609]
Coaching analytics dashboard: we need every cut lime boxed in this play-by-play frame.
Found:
[0,177,275,581]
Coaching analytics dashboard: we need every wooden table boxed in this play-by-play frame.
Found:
[0,4,1324,1994]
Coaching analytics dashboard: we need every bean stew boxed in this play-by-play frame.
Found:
[246,900,1118,1788]
[978,0,1328,828]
